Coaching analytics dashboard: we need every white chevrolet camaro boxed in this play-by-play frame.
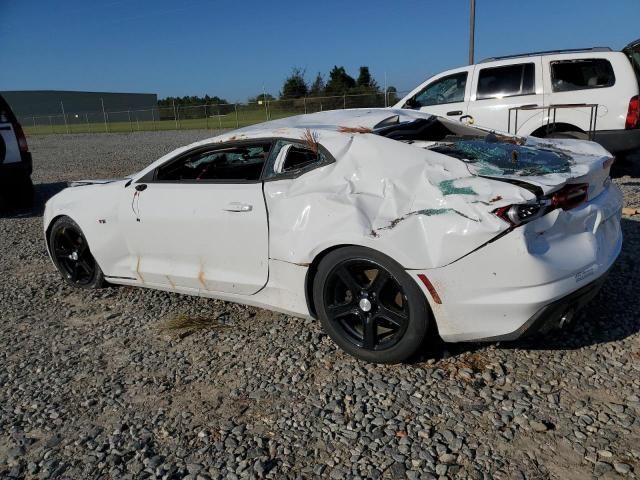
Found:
[44,109,623,363]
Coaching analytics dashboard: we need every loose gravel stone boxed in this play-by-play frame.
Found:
[0,133,639,479]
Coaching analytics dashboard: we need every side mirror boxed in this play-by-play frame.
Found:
[404,97,419,109]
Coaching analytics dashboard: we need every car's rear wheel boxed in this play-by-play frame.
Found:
[313,246,431,363]
[49,216,104,289]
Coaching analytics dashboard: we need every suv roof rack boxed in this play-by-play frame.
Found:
[479,47,612,63]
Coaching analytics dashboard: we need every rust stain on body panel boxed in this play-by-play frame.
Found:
[136,256,145,283]
[198,270,209,290]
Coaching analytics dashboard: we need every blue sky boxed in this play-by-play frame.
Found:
[1,0,638,101]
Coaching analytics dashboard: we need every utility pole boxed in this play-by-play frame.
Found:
[469,0,476,65]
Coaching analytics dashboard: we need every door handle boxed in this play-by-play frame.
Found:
[446,110,463,116]
[224,202,252,212]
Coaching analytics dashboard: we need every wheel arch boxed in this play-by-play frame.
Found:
[530,122,585,138]
[304,243,356,319]
[44,214,69,254]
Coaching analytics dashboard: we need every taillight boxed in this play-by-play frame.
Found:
[493,183,588,227]
[626,95,640,129]
[551,183,588,210]
[14,123,29,153]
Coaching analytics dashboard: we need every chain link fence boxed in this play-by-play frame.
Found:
[21,91,409,135]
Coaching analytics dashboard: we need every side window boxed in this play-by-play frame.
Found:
[413,72,467,107]
[476,63,535,100]
[265,139,331,179]
[282,145,319,172]
[551,59,615,92]
[155,142,271,182]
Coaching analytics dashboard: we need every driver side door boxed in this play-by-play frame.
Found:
[120,141,271,295]
[406,68,471,121]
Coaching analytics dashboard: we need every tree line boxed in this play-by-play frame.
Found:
[157,95,228,108]
[158,65,397,106]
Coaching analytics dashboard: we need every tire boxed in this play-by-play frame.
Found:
[0,174,33,212]
[14,175,34,209]
[313,246,431,363]
[49,216,104,289]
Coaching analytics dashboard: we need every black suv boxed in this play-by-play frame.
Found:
[0,94,33,210]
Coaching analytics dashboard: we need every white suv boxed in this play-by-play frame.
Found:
[396,40,640,158]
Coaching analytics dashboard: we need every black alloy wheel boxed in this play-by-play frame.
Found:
[49,216,104,289]
[314,246,430,363]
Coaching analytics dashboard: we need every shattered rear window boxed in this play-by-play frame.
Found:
[429,140,572,177]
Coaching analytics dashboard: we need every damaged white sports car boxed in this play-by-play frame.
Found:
[44,109,623,363]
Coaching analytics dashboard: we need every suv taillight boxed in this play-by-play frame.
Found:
[626,95,640,129]
[494,183,588,227]
[14,123,29,153]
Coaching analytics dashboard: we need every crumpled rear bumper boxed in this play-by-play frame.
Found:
[408,182,623,342]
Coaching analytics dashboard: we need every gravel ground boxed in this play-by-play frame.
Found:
[1,130,639,480]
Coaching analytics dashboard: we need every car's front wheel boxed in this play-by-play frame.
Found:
[49,216,104,289]
[313,246,431,363]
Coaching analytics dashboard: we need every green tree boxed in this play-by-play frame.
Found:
[281,68,308,99]
[157,95,227,107]
[325,66,356,95]
[309,72,325,96]
[356,66,378,91]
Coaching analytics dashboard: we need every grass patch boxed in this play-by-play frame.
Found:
[22,107,307,136]
[157,313,226,334]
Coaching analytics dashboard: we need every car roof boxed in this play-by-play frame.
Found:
[479,47,613,63]
[212,108,435,141]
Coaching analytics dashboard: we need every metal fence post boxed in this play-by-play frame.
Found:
[49,115,54,134]
[235,103,239,128]
[217,105,222,129]
[61,101,69,134]
[205,104,208,129]
[304,97,307,114]
[101,98,108,133]
[128,110,133,132]
[135,111,140,131]
[85,113,90,133]
[343,94,346,109]
[173,100,178,129]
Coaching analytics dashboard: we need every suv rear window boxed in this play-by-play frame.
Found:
[551,59,615,92]
[476,63,535,100]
